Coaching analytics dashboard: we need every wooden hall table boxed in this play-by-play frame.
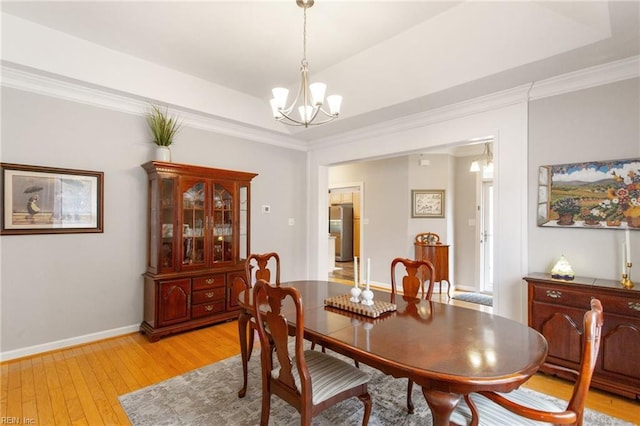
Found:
[237,280,547,426]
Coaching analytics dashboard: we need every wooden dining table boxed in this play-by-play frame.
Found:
[237,280,548,426]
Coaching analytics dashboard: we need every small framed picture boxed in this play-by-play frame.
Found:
[411,189,445,218]
[1,163,104,235]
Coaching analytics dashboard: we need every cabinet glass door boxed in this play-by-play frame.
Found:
[182,180,206,268]
[239,184,249,261]
[158,177,176,272]
[212,183,233,263]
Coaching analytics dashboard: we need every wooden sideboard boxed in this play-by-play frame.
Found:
[524,273,640,399]
[414,242,450,297]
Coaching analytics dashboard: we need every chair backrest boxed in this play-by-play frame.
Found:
[390,257,436,301]
[245,252,281,286]
[565,298,604,422]
[253,279,310,404]
[415,232,441,245]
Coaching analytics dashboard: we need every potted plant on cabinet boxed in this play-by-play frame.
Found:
[146,104,182,162]
[552,197,580,226]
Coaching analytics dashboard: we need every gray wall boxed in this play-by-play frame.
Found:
[0,87,308,355]
[528,78,640,278]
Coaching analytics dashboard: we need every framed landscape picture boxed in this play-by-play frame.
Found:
[537,158,639,230]
[412,189,445,218]
[1,163,104,235]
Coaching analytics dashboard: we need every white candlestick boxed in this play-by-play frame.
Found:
[366,258,371,291]
[354,256,359,288]
[625,228,631,264]
[622,241,627,274]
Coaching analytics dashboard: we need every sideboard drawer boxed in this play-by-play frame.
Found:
[193,274,225,290]
[533,282,640,316]
[532,283,592,308]
[192,288,225,305]
[192,301,225,318]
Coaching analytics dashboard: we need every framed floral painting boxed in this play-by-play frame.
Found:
[537,158,639,230]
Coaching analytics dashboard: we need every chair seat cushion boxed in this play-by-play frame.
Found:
[451,389,562,426]
[275,350,369,405]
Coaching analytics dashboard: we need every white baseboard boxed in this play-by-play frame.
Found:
[0,324,140,362]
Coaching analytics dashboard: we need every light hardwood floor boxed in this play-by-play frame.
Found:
[1,292,638,425]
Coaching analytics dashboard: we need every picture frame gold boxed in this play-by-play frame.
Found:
[412,189,445,218]
[1,163,104,235]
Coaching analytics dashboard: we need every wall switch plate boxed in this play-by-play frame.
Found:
[288,218,295,226]
[261,205,271,213]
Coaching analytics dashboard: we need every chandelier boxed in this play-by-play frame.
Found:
[469,142,494,176]
[269,0,342,127]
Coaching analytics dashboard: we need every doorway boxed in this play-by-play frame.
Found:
[328,184,362,282]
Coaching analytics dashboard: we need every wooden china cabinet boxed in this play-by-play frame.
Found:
[140,161,257,341]
[525,273,640,399]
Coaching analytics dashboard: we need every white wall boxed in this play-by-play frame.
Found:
[0,87,308,358]
[528,78,640,277]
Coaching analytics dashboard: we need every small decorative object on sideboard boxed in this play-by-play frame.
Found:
[551,255,575,281]
[621,228,634,289]
[146,104,183,162]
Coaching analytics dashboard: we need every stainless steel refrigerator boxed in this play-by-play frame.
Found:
[329,205,353,261]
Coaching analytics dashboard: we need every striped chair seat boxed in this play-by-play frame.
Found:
[451,390,565,425]
[274,350,370,405]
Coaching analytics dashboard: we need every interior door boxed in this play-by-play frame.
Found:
[481,180,494,292]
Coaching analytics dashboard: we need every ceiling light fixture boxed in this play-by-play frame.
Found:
[270,0,342,127]
[469,142,493,174]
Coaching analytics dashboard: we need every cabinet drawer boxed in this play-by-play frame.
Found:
[192,288,225,304]
[192,301,224,318]
[532,284,594,309]
[193,274,225,290]
[533,283,640,316]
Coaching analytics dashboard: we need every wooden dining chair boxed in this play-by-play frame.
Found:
[390,257,436,414]
[243,252,281,361]
[452,298,604,426]
[253,279,372,425]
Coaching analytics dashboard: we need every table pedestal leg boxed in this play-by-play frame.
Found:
[237,310,250,398]
[421,388,461,426]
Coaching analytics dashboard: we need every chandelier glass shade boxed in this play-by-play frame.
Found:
[270,0,342,127]
[469,142,494,177]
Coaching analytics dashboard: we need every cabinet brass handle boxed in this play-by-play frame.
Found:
[206,278,215,285]
[545,290,562,299]
[205,305,213,312]
[206,292,214,298]
[629,302,640,311]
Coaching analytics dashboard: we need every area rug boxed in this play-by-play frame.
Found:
[452,292,493,307]
[119,347,633,426]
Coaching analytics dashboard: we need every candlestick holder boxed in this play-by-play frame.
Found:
[621,262,634,289]
[350,286,362,303]
[361,288,374,306]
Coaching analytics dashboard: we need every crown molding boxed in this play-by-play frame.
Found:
[311,56,640,150]
[528,55,639,100]
[0,63,306,151]
[3,56,638,153]
[310,83,532,150]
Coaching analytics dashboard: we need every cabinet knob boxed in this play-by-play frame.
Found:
[629,302,640,312]
[545,290,562,299]
[206,278,215,285]
[206,292,214,298]
[205,305,213,312]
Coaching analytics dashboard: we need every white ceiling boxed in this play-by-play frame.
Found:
[2,1,639,144]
